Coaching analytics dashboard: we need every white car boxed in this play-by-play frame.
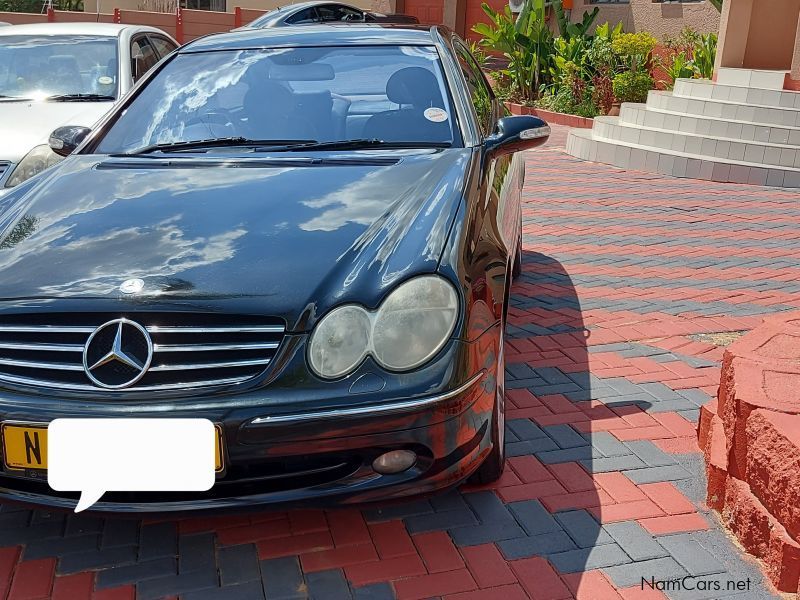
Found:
[0,23,178,193]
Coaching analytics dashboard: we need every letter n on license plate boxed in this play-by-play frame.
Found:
[2,424,48,470]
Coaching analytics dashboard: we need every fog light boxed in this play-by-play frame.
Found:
[372,450,417,474]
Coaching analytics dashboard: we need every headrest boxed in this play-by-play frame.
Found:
[386,67,441,106]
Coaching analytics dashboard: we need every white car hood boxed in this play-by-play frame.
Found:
[0,101,112,163]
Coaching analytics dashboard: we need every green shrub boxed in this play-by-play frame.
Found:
[612,32,658,72]
[612,70,654,103]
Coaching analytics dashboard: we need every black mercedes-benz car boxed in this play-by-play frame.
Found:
[239,2,419,29]
[0,24,549,511]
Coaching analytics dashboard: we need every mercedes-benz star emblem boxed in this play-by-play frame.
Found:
[83,319,153,389]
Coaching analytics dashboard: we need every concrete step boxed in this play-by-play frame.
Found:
[648,90,800,128]
[673,78,800,110]
[716,67,789,90]
[593,116,800,169]
[619,103,800,146]
[566,127,800,188]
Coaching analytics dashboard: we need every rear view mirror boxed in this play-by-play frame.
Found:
[49,126,92,157]
[485,116,550,159]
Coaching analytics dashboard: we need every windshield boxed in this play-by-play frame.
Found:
[0,35,118,100]
[95,45,458,154]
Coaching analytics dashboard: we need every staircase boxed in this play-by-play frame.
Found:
[566,68,800,188]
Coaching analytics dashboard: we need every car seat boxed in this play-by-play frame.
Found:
[364,67,450,143]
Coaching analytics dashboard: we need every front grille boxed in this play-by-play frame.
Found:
[0,312,285,393]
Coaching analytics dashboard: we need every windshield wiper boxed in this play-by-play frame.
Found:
[45,93,116,102]
[120,137,318,156]
[260,139,452,152]
[0,95,31,101]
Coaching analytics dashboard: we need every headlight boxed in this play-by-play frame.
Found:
[308,275,459,379]
[5,145,64,188]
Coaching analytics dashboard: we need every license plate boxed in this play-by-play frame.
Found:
[1,422,225,473]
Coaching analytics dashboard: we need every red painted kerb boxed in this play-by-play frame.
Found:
[699,311,800,593]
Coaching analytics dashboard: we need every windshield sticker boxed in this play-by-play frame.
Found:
[424,107,448,123]
[98,76,114,85]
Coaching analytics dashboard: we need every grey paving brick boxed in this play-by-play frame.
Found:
[543,424,588,449]
[624,440,678,467]
[639,383,684,402]
[645,399,706,413]
[679,409,701,423]
[430,490,469,513]
[65,515,104,536]
[508,500,561,536]
[179,533,216,574]
[448,521,526,546]
[139,522,178,561]
[498,530,577,560]
[137,568,219,600]
[404,509,477,533]
[183,581,266,600]
[0,521,63,546]
[528,383,583,396]
[364,500,433,522]
[0,510,31,528]
[534,367,574,385]
[604,377,643,396]
[463,491,515,523]
[219,544,261,586]
[96,557,177,589]
[351,583,395,600]
[537,446,597,464]
[23,534,100,560]
[507,419,547,440]
[657,534,726,576]
[307,569,352,600]
[602,556,688,588]
[554,510,613,548]
[101,518,139,549]
[678,389,715,406]
[260,557,306,600]
[581,454,646,473]
[624,465,692,484]
[547,543,631,573]
[58,545,138,574]
[605,521,669,561]
[589,432,632,457]
[507,438,560,457]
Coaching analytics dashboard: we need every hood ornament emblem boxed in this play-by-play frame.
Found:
[119,278,145,294]
[83,319,153,389]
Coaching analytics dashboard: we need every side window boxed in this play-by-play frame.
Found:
[149,36,177,60]
[131,37,158,82]
[455,43,494,137]
[285,8,320,24]
[317,5,363,22]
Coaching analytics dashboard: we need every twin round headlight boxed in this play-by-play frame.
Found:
[308,275,459,379]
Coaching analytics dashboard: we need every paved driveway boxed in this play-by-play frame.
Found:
[0,124,797,600]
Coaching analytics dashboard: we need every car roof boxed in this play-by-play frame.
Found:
[266,1,364,16]
[0,22,160,37]
[183,23,441,52]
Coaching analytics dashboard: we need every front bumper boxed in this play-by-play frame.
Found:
[0,364,497,513]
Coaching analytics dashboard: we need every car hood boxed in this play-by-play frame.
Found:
[0,101,113,163]
[0,150,471,330]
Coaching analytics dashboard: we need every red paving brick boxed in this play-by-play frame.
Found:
[0,124,791,599]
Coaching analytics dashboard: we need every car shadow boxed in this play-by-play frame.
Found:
[494,249,653,593]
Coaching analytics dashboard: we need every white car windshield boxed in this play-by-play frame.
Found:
[95,45,458,154]
[0,35,118,100]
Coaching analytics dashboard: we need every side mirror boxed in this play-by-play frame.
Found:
[485,116,550,159]
[48,126,92,157]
